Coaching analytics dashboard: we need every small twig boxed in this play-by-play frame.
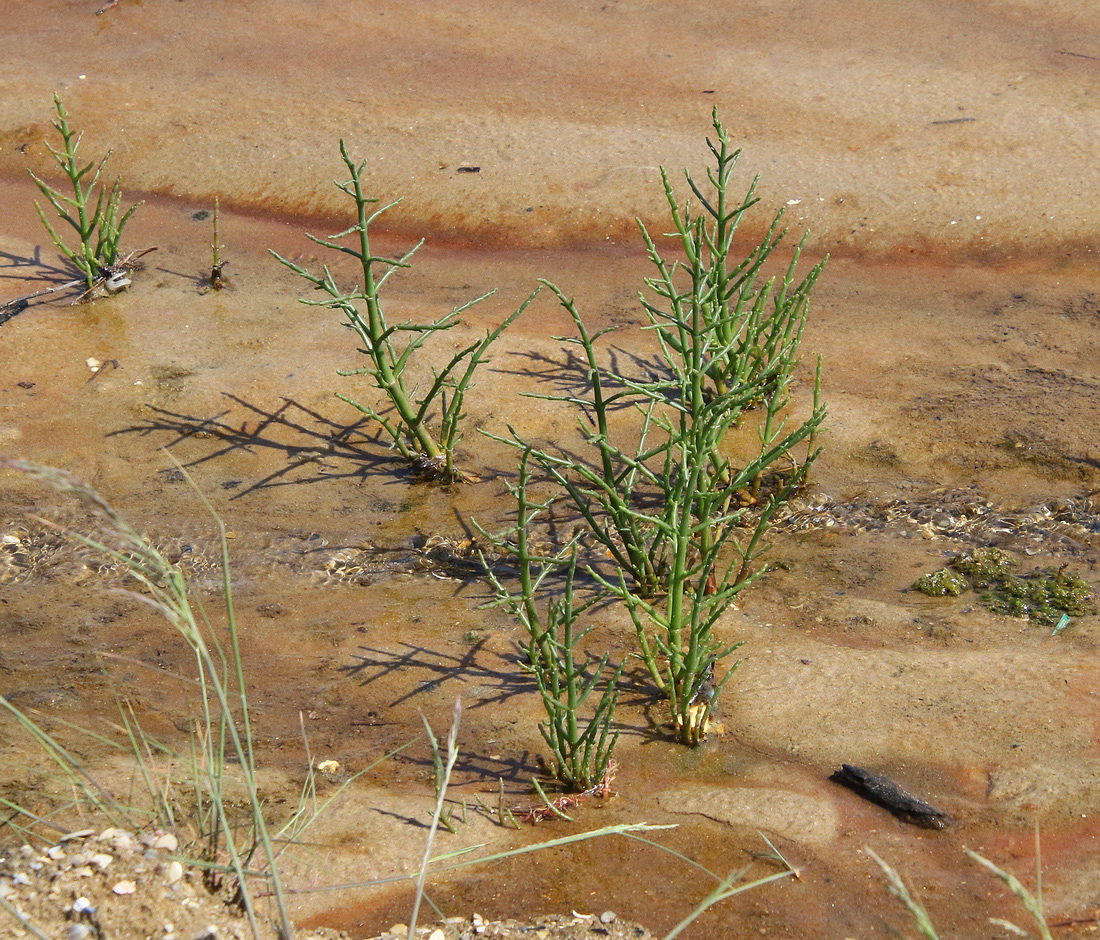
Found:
[514,761,617,824]
[1,278,82,312]
[74,247,157,302]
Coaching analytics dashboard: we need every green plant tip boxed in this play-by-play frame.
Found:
[913,568,969,597]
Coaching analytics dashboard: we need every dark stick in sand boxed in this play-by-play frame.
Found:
[831,764,955,830]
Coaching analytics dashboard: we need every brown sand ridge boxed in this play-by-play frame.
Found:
[1,2,1100,939]
[0,0,1097,259]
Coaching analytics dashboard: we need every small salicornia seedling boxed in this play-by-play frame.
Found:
[478,449,622,788]
[28,94,144,295]
[421,707,469,834]
[271,140,538,483]
[210,196,227,289]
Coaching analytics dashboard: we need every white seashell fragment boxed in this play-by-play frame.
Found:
[151,832,178,852]
[104,272,131,293]
[112,880,137,895]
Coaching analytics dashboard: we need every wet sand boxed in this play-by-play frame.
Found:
[2,2,1100,938]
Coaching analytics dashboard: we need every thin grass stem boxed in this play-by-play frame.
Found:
[409,698,462,937]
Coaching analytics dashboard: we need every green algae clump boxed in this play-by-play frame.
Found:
[913,549,1095,628]
[982,565,1096,627]
[914,568,969,597]
[949,547,1016,587]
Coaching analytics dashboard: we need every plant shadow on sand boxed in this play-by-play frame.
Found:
[491,343,673,409]
[110,395,413,495]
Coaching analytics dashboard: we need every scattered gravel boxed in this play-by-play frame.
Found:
[1,830,652,940]
[0,827,346,940]
[372,912,650,939]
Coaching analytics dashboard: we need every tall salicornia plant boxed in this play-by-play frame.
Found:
[272,141,537,483]
[490,110,826,744]
[28,94,142,293]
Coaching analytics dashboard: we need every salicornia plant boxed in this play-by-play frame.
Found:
[479,450,622,789]
[28,94,143,294]
[272,141,537,483]
[488,110,826,744]
[209,196,227,289]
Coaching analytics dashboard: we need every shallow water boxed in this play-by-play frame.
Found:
[3,2,1100,937]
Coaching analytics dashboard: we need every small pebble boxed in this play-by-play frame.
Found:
[163,860,185,884]
[46,845,66,860]
[112,879,137,895]
[90,853,113,870]
[600,910,617,924]
[72,897,95,915]
[68,926,91,940]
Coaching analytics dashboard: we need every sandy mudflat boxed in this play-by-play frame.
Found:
[2,2,1100,938]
